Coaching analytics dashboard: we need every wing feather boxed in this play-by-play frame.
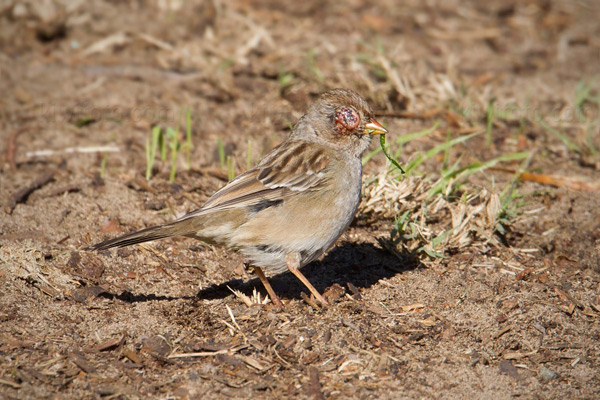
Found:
[180,141,330,219]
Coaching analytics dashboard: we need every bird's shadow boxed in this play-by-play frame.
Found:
[196,240,423,302]
[95,241,422,304]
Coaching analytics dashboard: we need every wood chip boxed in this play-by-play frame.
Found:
[93,335,125,352]
[419,315,437,327]
[493,326,511,339]
[122,347,142,364]
[495,313,508,323]
[554,287,584,309]
[5,126,32,170]
[130,177,157,194]
[515,268,532,281]
[141,336,171,358]
[45,184,81,198]
[301,351,320,365]
[301,292,321,310]
[100,219,121,233]
[241,355,266,371]
[69,352,96,373]
[537,272,549,284]
[401,303,425,312]
[366,303,388,316]
[323,283,345,303]
[341,318,361,333]
[498,359,521,380]
[67,252,105,284]
[306,366,325,400]
[346,282,361,299]
[504,350,538,360]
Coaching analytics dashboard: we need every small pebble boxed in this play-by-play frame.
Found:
[540,366,559,381]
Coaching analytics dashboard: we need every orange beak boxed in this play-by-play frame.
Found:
[365,118,388,135]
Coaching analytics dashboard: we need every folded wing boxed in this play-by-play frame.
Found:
[181,140,331,219]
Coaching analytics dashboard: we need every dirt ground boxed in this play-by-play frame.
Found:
[1,0,600,399]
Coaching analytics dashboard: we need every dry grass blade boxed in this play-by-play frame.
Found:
[360,169,506,257]
[25,146,120,158]
[0,378,22,389]
[376,52,414,105]
[81,32,129,56]
[228,285,254,307]
[228,286,269,306]
[491,167,600,192]
[136,32,174,51]
[168,345,249,359]
[426,27,502,40]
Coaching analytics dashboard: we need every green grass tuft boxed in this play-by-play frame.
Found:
[145,107,193,181]
[361,121,531,260]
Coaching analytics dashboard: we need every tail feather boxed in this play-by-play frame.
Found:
[88,221,192,251]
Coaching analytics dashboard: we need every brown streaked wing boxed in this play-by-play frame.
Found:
[256,141,330,190]
[180,141,330,219]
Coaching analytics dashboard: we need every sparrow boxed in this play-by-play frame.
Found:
[89,88,388,307]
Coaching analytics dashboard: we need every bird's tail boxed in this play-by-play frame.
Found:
[88,219,196,251]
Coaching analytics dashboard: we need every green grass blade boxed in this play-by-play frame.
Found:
[227,155,235,181]
[185,108,192,169]
[395,122,440,146]
[100,153,108,178]
[166,126,179,182]
[426,151,529,198]
[405,130,482,173]
[246,139,252,170]
[486,97,496,147]
[145,138,152,180]
[362,122,438,165]
[217,138,226,169]
[379,134,405,173]
[537,117,581,152]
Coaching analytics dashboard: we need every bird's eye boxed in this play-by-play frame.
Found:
[335,107,360,132]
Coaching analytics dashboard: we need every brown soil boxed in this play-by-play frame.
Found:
[1,1,599,399]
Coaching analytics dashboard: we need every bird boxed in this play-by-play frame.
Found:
[89,88,388,307]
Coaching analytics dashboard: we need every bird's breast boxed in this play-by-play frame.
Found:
[232,157,362,273]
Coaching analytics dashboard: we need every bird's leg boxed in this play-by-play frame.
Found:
[285,252,329,306]
[252,266,284,308]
